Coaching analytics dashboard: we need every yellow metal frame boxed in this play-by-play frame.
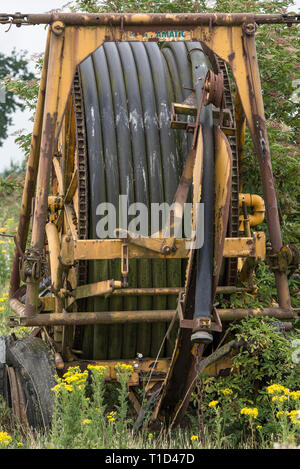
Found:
[15,19,289,315]
[4,13,297,427]
[59,232,266,261]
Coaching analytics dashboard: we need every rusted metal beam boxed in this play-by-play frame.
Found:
[237,27,291,309]
[218,308,297,321]
[18,310,176,326]
[1,12,299,26]
[70,234,265,260]
[11,307,297,327]
[38,286,251,312]
[24,28,65,317]
[9,29,51,298]
[111,286,250,296]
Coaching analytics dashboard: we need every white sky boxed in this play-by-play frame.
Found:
[0,0,299,173]
[0,0,68,172]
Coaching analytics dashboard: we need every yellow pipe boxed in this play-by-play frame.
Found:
[45,221,64,348]
[239,193,265,227]
[45,222,62,292]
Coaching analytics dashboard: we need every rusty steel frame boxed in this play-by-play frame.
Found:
[64,233,265,261]
[7,13,295,318]
[1,12,299,26]
[9,307,296,328]
[3,12,298,430]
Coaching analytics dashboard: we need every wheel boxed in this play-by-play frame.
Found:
[4,335,56,429]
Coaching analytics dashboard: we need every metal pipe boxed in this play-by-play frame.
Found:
[25,30,64,317]
[238,28,291,310]
[45,222,62,292]
[9,298,26,317]
[110,286,249,296]
[3,13,299,26]
[19,310,176,326]
[14,307,297,326]
[218,308,296,321]
[9,29,50,298]
[239,193,265,227]
[111,287,183,296]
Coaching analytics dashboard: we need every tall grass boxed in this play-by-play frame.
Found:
[0,366,299,449]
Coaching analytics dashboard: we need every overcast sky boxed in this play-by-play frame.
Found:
[0,0,68,172]
[0,0,299,173]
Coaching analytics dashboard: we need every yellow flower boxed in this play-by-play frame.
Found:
[221,388,233,396]
[190,435,198,441]
[0,307,5,312]
[87,364,108,375]
[0,298,6,302]
[208,400,219,407]
[82,419,91,425]
[51,382,73,393]
[62,368,88,389]
[290,417,300,426]
[115,363,134,373]
[106,410,116,422]
[17,442,23,447]
[64,372,88,384]
[278,395,288,402]
[7,218,14,222]
[64,384,73,392]
[266,384,287,395]
[0,432,12,445]
[0,228,6,233]
[148,433,153,439]
[276,411,289,419]
[288,409,300,425]
[1,250,7,254]
[289,391,300,401]
[240,407,258,419]
[51,383,63,393]
[256,425,262,430]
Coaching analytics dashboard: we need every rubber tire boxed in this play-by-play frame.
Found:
[5,336,56,429]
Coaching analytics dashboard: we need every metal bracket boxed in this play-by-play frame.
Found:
[242,20,257,36]
[20,248,47,283]
[176,292,222,332]
[51,20,65,36]
[121,242,129,287]
[268,244,300,273]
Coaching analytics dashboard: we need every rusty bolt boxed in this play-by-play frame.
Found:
[243,21,257,36]
[162,245,171,255]
[51,20,65,36]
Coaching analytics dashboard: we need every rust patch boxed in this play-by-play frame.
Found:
[228,51,235,62]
